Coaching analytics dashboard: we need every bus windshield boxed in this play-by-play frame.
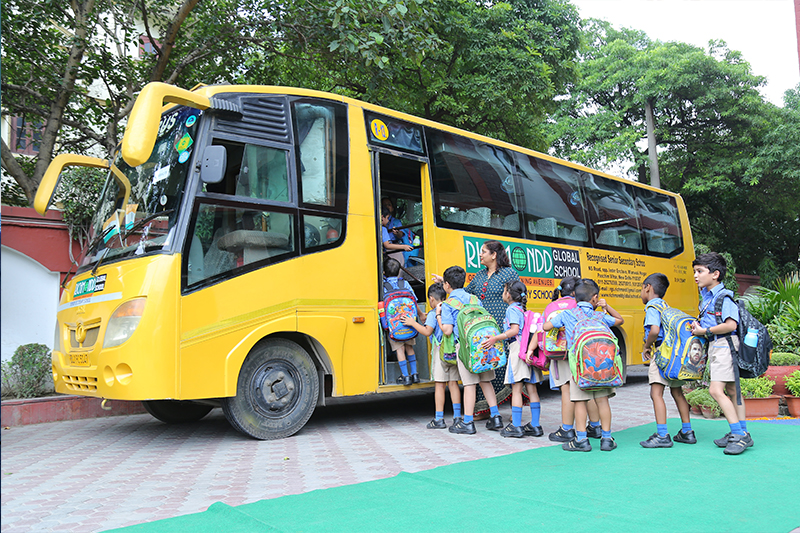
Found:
[80,106,202,269]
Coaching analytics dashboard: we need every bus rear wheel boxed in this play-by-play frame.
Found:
[222,338,319,440]
[142,400,213,424]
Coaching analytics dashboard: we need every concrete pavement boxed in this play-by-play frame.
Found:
[1,368,678,532]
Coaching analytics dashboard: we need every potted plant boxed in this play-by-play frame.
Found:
[739,376,780,418]
[784,370,800,417]
[685,387,720,418]
[764,352,800,396]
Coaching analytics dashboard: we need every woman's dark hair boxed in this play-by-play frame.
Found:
[483,240,510,268]
[553,275,581,300]
[505,280,528,311]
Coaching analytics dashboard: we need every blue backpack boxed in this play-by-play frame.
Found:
[645,300,707,381]
[382,278,418,341]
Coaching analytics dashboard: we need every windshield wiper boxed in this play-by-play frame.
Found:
[121,209,174,240]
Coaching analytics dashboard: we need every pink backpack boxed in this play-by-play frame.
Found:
[518,310,547,369]
[538,297,577,360]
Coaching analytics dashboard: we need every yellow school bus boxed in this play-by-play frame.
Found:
[36,82,695,439]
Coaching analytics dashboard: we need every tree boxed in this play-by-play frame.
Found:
[546,20,796,273]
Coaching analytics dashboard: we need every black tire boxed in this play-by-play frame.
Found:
[614,329,628,383]
[221,338,319,440]
[142,400,213,424]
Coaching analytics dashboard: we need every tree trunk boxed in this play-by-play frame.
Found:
[645,98,660,189]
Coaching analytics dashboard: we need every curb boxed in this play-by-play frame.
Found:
[1,394,147,427]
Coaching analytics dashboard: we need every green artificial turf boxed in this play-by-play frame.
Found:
[110,418,800,533]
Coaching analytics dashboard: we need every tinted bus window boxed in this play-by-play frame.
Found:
[516,154,588,243]
[637,189,683,256]
[428,130,521,234]
[583,174,642,251]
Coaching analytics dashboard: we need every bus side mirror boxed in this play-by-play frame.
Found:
[201,145,227,184]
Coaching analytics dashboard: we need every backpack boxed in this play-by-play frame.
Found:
[517,308,547,369]
[568,307,623,390]
[448,295,506,373]
[381,278,418,341]
[538,297,577,360]
[714,290,773,379]
[646,300,708,381]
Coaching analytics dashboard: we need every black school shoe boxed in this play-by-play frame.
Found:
[549,426,576,442]
[586,424,602,439]
[500,423,525,438]
[485,415,504,431]
[449,419,477,435]
[426,418,446,429]
[411,373,420,384]
[640,433,673,448]
[600,437,617,451]
[396,375,413,386]
[673,429,697,444]
[723,433,754,455]
[522,423,544,437]
[562,438,592,452]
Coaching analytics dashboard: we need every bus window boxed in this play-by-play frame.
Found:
[302,213,344,251]
[234,144,290,203]
[186,202,296,286]
[293,102,346,207]
[516,154,588,243]
[583,174,643,251]
[636,189,683,256]
[428,130,520,234]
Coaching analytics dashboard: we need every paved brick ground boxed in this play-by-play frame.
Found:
[1,368,680,532]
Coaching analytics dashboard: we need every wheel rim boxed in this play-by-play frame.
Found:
[247,358,304,419]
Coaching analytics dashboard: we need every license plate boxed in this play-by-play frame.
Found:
[70,353,90,366]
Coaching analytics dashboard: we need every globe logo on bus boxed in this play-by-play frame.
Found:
[511,246,527,272]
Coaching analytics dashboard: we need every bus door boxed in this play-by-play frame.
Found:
[373,150,431,386]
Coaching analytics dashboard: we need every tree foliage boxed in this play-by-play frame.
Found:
[547,20,799,273]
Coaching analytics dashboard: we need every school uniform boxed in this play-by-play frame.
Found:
[699,284,740,382]
[503,303,544,386]
[442,288,495,386]
[645,297,685,388]
[426,310,459,382]
[549,302,618,401]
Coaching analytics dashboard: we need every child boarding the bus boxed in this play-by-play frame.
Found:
[640,272,696,448]
[480,279,546,438]
[543,279,624,452]
[402,283,463,429]
[383,258,419,386]
[542,277,603,443]
[439,265,503,435]
[689,252,751,455]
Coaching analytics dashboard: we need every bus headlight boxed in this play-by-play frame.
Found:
[103,298,146,349]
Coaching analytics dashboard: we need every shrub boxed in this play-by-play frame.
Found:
[785,370,800,397]
[1,344,53,399]
[685,387,720,416]
[770,352,800,366]
[739,376,775,399]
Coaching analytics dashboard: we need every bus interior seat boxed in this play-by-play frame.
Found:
[502,214,520,231]
[596,228,619,247]
[568,226,587,242]
[204,229,236,279]
[491,217,502,229]
[448,211,466,224]
[465,207,491,227]
[559,227,570,239]
[535,217,558,238]
[187,234,205,285]
[527,220,536,236]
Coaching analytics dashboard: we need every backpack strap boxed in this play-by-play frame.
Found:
[713,290,743,406]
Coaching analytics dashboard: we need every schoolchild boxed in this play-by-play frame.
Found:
[439,265,503,435]
[381,207,413,259]
[689,252,751,455]
[544,277,603,443]
[640,273,696,448]
[544,280,624,452]
[383,258,418,386]
[402,283,463,428]
[481,280,545,438]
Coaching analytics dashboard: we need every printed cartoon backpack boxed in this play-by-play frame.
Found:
[714,290,773,379]
[646,300,708,381]
[538,297,577,360]
[568,307,623,390]
[381,278,418,342]
[448,295,506,373]
[517,308,547,369]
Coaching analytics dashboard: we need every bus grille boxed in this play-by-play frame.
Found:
[63,375,98,392]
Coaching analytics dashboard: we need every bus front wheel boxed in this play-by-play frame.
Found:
[222,338,319,440]
[142,400,213,423]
